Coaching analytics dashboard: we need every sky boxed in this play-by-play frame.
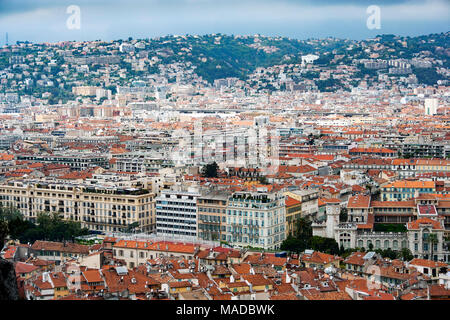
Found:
[0,0,448,45]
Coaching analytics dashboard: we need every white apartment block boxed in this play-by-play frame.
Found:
[155,188,200,239]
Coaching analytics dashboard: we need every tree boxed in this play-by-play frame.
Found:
[258,176,269,185]
[294,217,312,240]
[201,162,219,178]
[400,248,414,261]
[0,220,8,248]
[309,236,340,255]
[125,222,140,233]
[280,235,306,254]
[381,248,398,260]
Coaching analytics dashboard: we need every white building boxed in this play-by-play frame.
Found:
[424,98,438,116]
[155,187,200,240]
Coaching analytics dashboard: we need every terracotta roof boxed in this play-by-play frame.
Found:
[347,194,371,208]
[409,258,447,268]
[301,251,339,265]
[32,240,90,255]
[15,262,39,274]
[113,240,196,254]
[285,196,301,207]
[343,252,366,266]
[83,269,103,283]
[383,180,435,189]
[407,217,443,230]
[429,284,450,297]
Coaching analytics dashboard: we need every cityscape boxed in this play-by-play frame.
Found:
[0,0,449,304]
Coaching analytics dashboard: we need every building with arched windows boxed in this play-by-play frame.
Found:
[312,195,450,263]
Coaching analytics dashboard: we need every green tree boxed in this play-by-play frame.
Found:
[280,235,306,254]
[0,220,8,248]
[400,248,414,261]
[125,222,140,233]
[309,236,340,255]
[201,162,219,178]
[294,217,312,240]
[258,176,269,185]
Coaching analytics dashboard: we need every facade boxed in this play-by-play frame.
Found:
[0,180,156,233]
[196,190,229,242]
[16,153,109,170]
[112,240,198,269]
[284,195,302,237]
[224,188,286,250]
[407,218,448,262]
[155,188,200,239]
[381,180,436,201]
[286,189,319,218]
[31,241,90,265]
[313,199,450,262]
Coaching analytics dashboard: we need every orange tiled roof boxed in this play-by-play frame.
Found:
[407,217,443,230]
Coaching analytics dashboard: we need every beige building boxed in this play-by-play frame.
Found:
[0,180,156,233]
[197,190,229,242]
[112,240,198,269]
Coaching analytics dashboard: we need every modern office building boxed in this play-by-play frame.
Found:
[155,188,200,239]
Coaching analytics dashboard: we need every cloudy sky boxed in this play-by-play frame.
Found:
[0,0,448,44]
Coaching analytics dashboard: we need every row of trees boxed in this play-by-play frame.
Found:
[0,205,89,247]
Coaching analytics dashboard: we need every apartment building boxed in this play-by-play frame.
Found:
[407,218,448,262]
[0,180,156,233]
[111,151,174,173]
[155,188,200,239]
[224,187,286,250]
[196,190,229,242]
[16,153,109,170]
[347,194,371,224]
[286,189,319,219]
[31,240,89,265]
[112,240,198,269]
[381,180,436,201]
[284,195,302,237]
